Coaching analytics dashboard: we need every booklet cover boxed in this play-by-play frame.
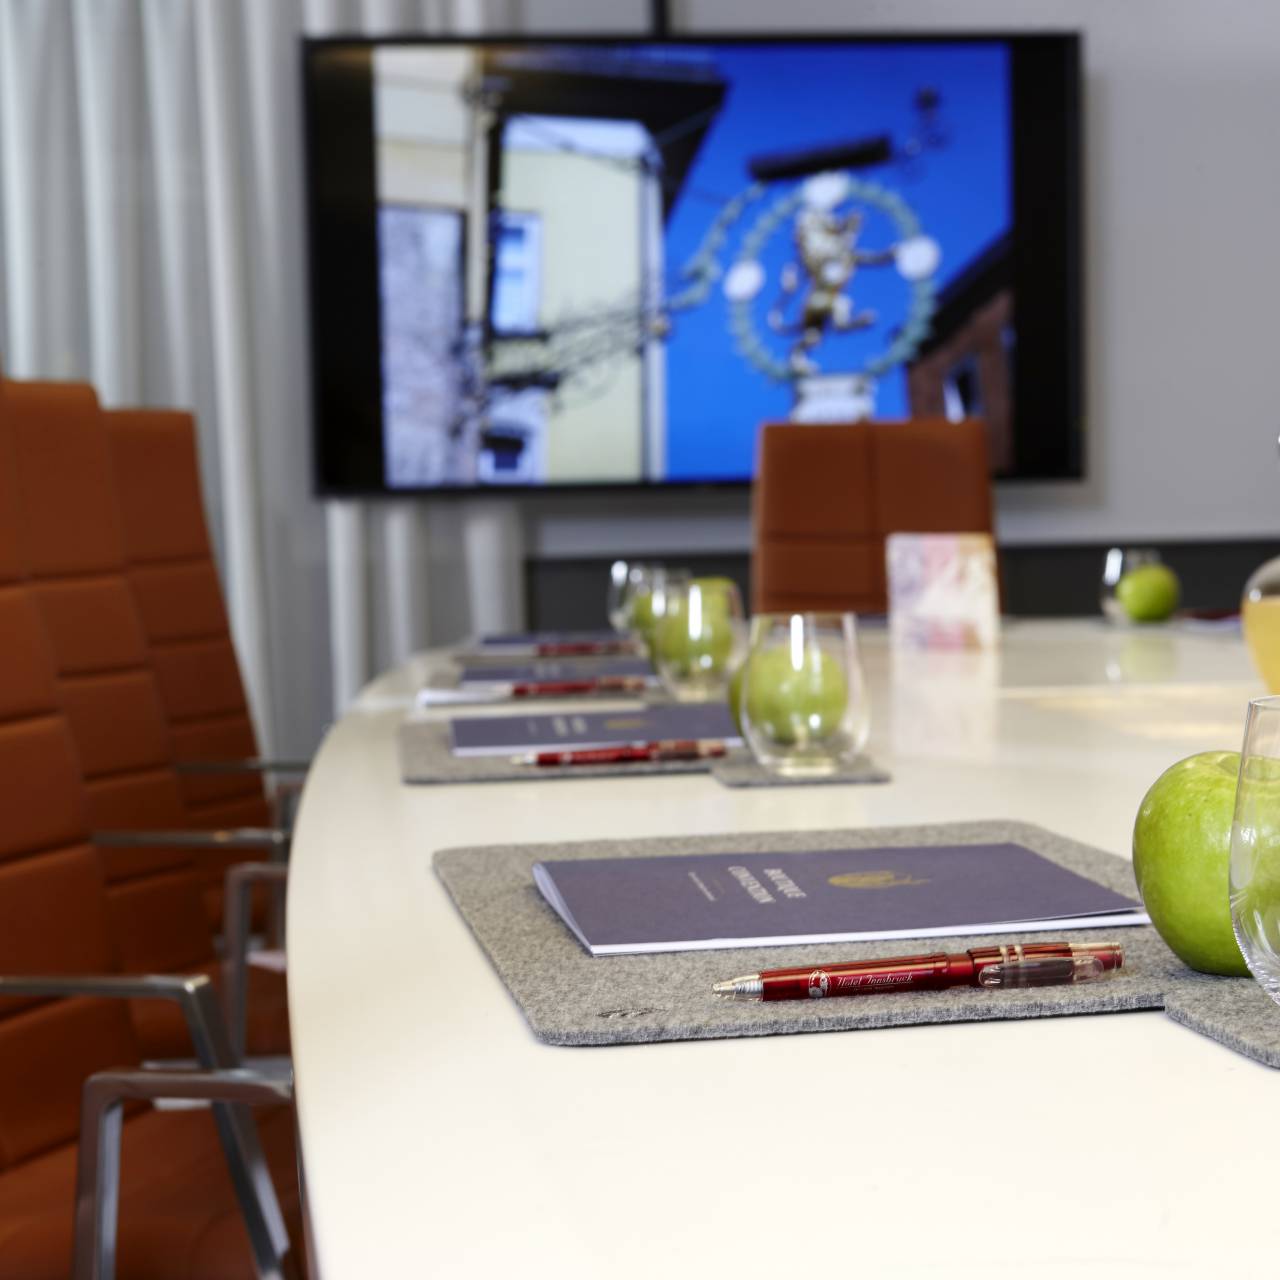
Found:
[477,630,630,652]
[450,704,740,757]
[457,657,655,687]
[532,844,1148,955]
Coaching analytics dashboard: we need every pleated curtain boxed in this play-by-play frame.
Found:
[0,0,539,756]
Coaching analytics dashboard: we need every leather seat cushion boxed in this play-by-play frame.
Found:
[0,1105,303,1280]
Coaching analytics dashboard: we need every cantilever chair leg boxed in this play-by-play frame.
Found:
[267,835,290,950]
[94,824,293,951]
[74,1068,300,1280]
[0,976,297,1280]
[223,862,290,1064]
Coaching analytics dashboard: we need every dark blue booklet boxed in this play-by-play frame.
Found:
[477,630,631,652]
[450,704,740,757]
[457,657,655,687]
[533,844,1148,955]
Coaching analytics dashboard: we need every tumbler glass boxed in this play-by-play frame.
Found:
[1229,696,1280,1004]
[652,578,746,702]
[627,566,691,659]
[1242,557,1280,692]
[607,560,634,633]
[738,612,870,776]
[1099,547,1162,623]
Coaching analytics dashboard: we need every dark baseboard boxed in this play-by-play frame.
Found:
[525,539,1280,629]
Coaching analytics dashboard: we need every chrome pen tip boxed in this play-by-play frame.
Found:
[712,976,763,1000]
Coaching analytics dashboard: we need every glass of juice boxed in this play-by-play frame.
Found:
[1243,559,1280,690]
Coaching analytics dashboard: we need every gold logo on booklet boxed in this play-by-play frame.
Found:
[828,871,930,890]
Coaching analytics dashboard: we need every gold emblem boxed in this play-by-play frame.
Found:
[828,870,930,890]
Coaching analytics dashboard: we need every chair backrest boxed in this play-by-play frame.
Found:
[0,386,141,1170]
[1,381,214,972]
[752,418,995,615]
[105,410,270,831]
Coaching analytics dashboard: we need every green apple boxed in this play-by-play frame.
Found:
[1132,750,1250,975]
[628,588,657,654]
[692,577,737,603]
[742,646,848,746]
[1116,564,1180,623]
[652,579,737,678]
[654,609,734,678]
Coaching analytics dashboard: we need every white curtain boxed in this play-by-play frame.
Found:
[0,0,549,755]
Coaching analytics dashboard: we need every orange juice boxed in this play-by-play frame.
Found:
[1243,596,1280,690]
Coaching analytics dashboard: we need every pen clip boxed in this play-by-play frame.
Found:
[977,954,1106,989]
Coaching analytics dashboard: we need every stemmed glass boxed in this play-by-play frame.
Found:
[738,612,870,776]
[1229,696,1280,1004]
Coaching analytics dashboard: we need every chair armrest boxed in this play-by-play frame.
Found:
[169,761,308,835]
[172,757,310,776]
[83,1064,292,1106]
[93,827,290,853]
[0,973,235,1070]
[222,864,290,1063]
[76,1067,299,1280]
[86,1064,292,1106]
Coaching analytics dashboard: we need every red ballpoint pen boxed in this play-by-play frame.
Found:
[534,642,637,657]
[518,739,728,767]
[713,942,1124,1001]
[509,677,649,697]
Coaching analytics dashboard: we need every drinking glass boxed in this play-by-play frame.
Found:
[1229,696,1280,1004]
[626,566,691,658]
[609,562,659,634]
[1099,547,1161,623]
[1242,557,1280,692]
[607,560,633,632]
[652,578,746,702]
[738,612,870,776]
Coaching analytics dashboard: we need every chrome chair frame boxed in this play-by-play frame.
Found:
[0,973,300,1280]
[94,826,292,1034]
[222,863,290,1063]
[172,758,310,832]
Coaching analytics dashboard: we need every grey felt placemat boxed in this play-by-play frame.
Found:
[433,820,1277,1063]
[399,718,714,785]
[711,749,891,788]
[1162,975,1280,1069]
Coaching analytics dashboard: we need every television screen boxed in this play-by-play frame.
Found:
[304,34,1081,494]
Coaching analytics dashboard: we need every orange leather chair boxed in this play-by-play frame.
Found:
[1,381,288,1062]
[0,503,303,1276]
[752,418,995,615]
[104,409,287,927]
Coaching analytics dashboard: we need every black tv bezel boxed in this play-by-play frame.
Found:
[302,31,1083,499]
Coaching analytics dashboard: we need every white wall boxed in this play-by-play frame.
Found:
[516,0,1280,553]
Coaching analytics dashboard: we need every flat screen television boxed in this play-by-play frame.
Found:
[303,33,1081,495]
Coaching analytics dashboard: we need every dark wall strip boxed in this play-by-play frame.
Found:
[525,540,1280,630]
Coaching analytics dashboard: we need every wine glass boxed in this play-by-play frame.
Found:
[652,578,746,702]
[1229,695,1280,1004]
[738,612,870,776]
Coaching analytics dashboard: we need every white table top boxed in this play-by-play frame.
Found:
[287,619,1272,1279]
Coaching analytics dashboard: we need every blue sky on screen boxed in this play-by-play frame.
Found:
[660,42,1011,482]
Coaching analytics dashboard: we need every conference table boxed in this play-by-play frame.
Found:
[288,619,1275,1278]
